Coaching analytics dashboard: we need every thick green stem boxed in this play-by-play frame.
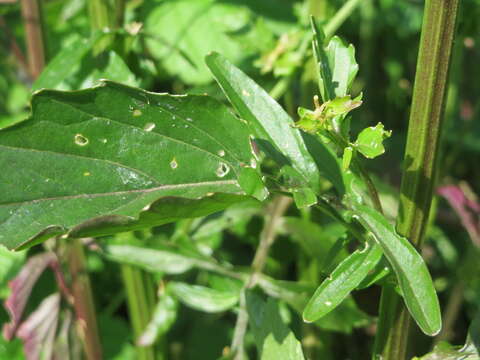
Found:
[67,239,103,360]
[373,0,460,358]
[121,264,158,360]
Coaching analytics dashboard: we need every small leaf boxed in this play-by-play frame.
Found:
[137,293,178,346]
[354,123,392,159]
[296,96,362,134]
[303,242,382,322]
[169,282,239,313]
[342,146,353,170]
[16,293,61,360]
[3,253,58,340]
[246,291,305,360]
[352,204,442,336]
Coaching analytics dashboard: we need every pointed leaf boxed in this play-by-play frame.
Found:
[169,282,239,313]
[352,204,442,336]
[303,242,382,322]
[0,81,263,250]
[100,244,196,274]
[206,52,343,194]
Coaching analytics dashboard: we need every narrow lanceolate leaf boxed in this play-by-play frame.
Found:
[311,18,358,102]
[205,52,343,195]
[100,245,196,274]
[352,204,442,336]
[169,282,239,313]
[303,242,382,323]
[0,81,263,250]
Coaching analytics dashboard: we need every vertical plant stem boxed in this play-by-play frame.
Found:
[323,0,362,39]
[373,0,460,359]
[20,0,45,79]
[67,239,103,360]
[309,0,330,21]
[231,196,292,359]
[88,0,110,32]
[121,264,158,360]
[88,0,112,54]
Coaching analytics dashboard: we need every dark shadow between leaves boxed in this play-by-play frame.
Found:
[245,290,290,355]
[301,133,345,196]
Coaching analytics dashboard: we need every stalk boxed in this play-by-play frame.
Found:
[20,0,45,79]
[67,239,103,360]
[323,0,362,39]
[87,0,112,54]
[373,0,460,359]
[121,265,158,360]
[231,196,292,359]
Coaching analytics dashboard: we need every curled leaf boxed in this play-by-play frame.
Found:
[354,123,392,159]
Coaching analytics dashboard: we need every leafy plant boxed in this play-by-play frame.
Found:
[0,0,475,359]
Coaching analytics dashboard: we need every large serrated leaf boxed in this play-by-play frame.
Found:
[206,52,344,195]
[0,81,262,250]
[352,204,442,336]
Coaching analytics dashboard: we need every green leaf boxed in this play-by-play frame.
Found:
[296,96,362,134]
[33,34,102,91]
[206,52,343,194]
[246,291,305,360]
[311,18,358,102]
[144,0,295,85]
[342,146,353,170]
[0,246,26,298]
[303,242,382,322]
[100,244,196,274]
[169,281,239,313]
[0,81,263,250]
[138,293,178,346]
[354,123,392,159]
[352,204,442,336]
[314,297,371,334]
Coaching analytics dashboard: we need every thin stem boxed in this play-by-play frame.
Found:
[352,157,383,213]
[323,0,362,39]
[231,196,292,359]
[20,0,45,79]
[67,239,103,360]
[374,0,460,358]
[435,282,464,343]
[121,264,158,360]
